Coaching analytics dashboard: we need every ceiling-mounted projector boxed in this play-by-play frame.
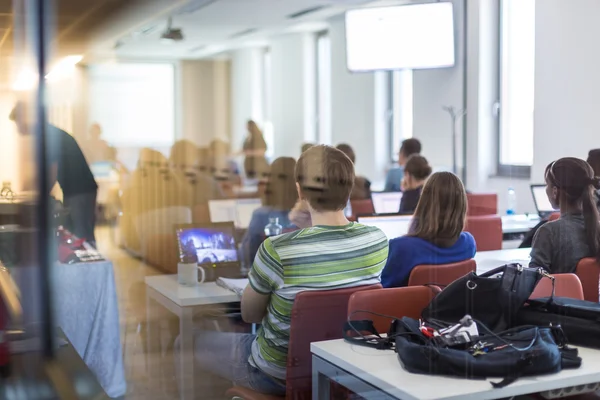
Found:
[161,17,184,42]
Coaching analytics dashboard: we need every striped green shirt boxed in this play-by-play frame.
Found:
[247,222,389,380]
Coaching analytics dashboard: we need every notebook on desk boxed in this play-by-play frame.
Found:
[215,278,249,296]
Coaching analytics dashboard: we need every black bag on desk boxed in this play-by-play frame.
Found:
[393,317,580,387]
[344,317,581,388]
[422,264,545,332]
[517,296,600,348]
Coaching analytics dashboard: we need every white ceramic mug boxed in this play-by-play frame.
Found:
[177,262,206,286]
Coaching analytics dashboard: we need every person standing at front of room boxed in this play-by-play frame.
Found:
[10,102,98,246]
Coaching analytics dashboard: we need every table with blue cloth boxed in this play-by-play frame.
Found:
[13,260,126,398]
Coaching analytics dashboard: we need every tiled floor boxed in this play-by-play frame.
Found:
[95,226,233,400]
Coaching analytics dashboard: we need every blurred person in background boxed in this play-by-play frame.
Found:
[241,157,298,264]
[10,102,98,245]
[83,123,112,164]
[587,149,600,209]
[336,143,371,200]
[301,142,314,153]
[399,154,432,214]
[242,120,269,180]
[385,138,422,192]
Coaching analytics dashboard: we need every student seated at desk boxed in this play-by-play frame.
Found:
[530,157,600,273]
[336,143,371,201]
[241,157,298,264]
[187,145,388,395]
[382,172,476,288]
[398,155,432,214]
[384,138,422,192]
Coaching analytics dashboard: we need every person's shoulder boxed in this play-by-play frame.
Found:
[352,223,387,239]
[460,231,476,245]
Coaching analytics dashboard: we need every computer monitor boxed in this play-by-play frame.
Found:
[235,198,262,229]
[357,215,413,241]
[208,200,237,224]
[371,192,403,214]
[530,184,558,217]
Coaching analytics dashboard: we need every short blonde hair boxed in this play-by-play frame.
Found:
[295,145,354,211]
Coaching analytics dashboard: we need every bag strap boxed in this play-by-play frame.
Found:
[343,320,394,350]
[490,355,534,388]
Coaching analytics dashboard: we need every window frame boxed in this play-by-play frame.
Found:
[315,30,332,145]
[496,0,534,179]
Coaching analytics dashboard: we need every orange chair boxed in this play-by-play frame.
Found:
[350,199,375,217]
[576,258,600,302]
[225,283,382,400]
[464,215,503,251]
[407,259,476,287]
[347,286,437,333]
[548,212,561,221]
[530,273,584,300]
[466,193,498,216]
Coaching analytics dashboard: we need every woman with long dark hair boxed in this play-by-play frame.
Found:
[530,157,600,273]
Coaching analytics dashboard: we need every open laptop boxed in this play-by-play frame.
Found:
[357,214,413,241]
[371,192,403,214]
[175,222,242,280]
[530,184,559,218]
[208,199,262,229]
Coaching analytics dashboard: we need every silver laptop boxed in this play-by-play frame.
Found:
[357,214,413,241]
[208,198,262,229]
[371,192,403,214]
[530,184,558,218]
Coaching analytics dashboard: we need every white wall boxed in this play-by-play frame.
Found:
[180,59,231,146]
[329,17,386,182]
[532,0,600,181]
[270,33,316,158]
[230,48,265,152]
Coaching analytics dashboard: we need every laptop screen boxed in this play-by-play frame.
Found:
[175,223,239,265]
[357,215,413,240]
[371,192,403,214]
[531,185,558,213]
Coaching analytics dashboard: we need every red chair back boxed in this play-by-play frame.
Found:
[407,259,476,287]
[286,283,381,399]
[466,193,498,216]
[548,212,561,221]
[576,257,600,302]
[348,286,437,333]
[530,274,584,300]
[464,215,503,251]
[350,199,375,217]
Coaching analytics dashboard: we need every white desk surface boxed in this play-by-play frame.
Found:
[145,275,240,307]
[474,247,531,273]
[312,339,600,400]
[502,214,541,234]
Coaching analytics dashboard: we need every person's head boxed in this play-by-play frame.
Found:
[587,149,600,178]
[247,120,262,137]
[9,101,30,135]
[295,145,355,213]
[408,172,468,247]
[263,157,298,211]
[545,157,600,260]
[399,138,422,166]
[89,123,102,139]
[301,143,314,154]
[169,139,198,170]
[404,154,432,188]
[335,143,356,164]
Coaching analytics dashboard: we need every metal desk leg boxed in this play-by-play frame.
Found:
[312,355,331,400]
[178,307,195,400]
[312,354,397,400]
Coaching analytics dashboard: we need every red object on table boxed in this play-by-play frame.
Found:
[56,227,86,264]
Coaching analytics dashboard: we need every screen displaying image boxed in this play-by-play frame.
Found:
[176,226,238,265]
[532,186,558,212]
[345,2,455,71]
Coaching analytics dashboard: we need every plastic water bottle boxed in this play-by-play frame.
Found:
[344,200,353,218]
[264,217,282,237]
[507,187,517,215]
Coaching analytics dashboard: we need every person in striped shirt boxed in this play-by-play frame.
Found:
[189,145,388,395]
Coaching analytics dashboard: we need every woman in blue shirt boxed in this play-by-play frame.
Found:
[382,171,476,288]
[242,157,298,265]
